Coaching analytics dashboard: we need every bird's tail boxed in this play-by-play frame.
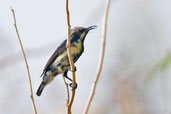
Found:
[36,82,46,96]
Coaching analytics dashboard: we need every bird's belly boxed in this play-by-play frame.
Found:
[50,46,82,75]
[52,51,70,74]
[56,61,69,74]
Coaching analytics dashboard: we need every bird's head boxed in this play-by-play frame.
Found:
[71,25,97,41]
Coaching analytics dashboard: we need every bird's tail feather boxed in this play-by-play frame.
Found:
[36,82,46,96]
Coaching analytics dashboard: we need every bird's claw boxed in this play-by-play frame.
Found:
[69,66,77,72]
[69,83,77,90]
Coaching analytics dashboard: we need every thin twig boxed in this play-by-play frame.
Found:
[11,7,38,114]
[65,0,76,114]
[62,75,70,105]
[83,0,111,114]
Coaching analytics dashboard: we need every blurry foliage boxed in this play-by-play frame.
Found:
[145,52,171,84]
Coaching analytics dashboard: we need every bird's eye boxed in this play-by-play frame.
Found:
[80,30,84,33]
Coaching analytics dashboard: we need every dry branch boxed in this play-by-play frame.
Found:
[83,0,111,114]
[65,0,76,114]
[11,8,37,114]
[62,75,70,105]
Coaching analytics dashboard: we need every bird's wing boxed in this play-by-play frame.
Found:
[42,40,67,74]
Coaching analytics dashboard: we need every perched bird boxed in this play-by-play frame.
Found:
[36,25,97,96]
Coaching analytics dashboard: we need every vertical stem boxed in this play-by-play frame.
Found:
[65,0,76,114]
[11,8,37,114]
[83,0,111,114]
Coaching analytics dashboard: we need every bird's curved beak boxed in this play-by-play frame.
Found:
[87,25,97,31]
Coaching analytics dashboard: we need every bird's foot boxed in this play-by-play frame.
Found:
[69,82,77,90]
[69,66,77,72]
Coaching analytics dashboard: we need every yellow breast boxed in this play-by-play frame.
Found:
[71,40,82,54]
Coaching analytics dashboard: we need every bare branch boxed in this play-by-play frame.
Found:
[65,0,76,114]
[11,7,38,114]
[83,0,111,113]
[62,75,70,105]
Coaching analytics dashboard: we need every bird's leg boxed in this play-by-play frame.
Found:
[64,71,72,81]
[63,71,77,89]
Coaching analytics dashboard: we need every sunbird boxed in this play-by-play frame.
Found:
[36,25,97,96]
